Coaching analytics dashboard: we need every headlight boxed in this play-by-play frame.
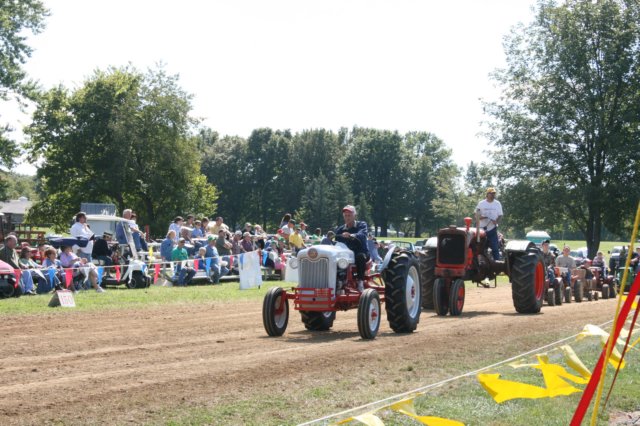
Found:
[337,258,350,269]
[289,257,299,269]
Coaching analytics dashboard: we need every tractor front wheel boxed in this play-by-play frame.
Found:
[574,281,583,303]
[383,251,421,333]
[433,278,448,316]
[448,279,465,316]
[553,280,563,306]
[263,287,289,336]
[547,288,556,306]
[510,253,545,314]
[601,284,609,300]
[358,289,381,340]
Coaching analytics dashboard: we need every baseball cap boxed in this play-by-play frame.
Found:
[299,222,306,227]
[178,237,185,243]
[342,205,356,214]
[486,187,497,194]
[207,235,215,241]
[235,230,242,236]
[243,232,251,237]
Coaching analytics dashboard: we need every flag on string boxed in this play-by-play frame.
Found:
[65,268,73,288]
[115,265,121,281]
[13,269,21,288]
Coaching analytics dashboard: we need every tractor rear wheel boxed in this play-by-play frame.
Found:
[263,287,289,336]
[510,252,544,314]
[602,284,609,300]
[383,251,421,333]
[448,279,465,316]
[418,249,436,310]
[553,281,563,306]
[574,281,583,303]
[358,289,381,340]
[433,278,448,316]
[300,311,335,331]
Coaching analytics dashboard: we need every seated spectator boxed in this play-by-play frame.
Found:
[253,224,266,249]
[200,217,210,235]
[161,230,176,262]
[59,245,105,293]
[241,232,255,252]
[310,228,322,245]
[205,236,229,283]
[129,213,148,251]
[192,220,204,238]
[35,242,48,264]
[171,238,196,286]
[70,211,95,261]
[42,248,64,291]
[92,232,114,266]
[216,229,232,256]
[195,247,207,271]
[321,231,335,246]
[209,217,230,236]
[231,231,243,255]
[289,226,305,254]
[242,222,253,235]
[168,216,184,243]
[185,215,195,230]
[299,222,309,241]
[19,247,47,293]
[0,235,36,295]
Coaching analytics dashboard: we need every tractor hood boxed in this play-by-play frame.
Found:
[297,243,355,263]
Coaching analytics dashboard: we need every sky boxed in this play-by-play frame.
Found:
[2,0,538,175]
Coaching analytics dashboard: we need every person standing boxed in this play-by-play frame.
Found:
[334,205,369,291]
[475,188,503,261]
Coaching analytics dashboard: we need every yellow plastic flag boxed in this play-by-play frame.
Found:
[390,398,464,426]
[632,336,640,348]
[478,355,586,403]
[353,413,385,426]
[149,245,154,258]
[560,345,592,379]
[576,324,627,369]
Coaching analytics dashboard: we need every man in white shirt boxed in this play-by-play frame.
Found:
[70,212,95,261]
[476,187,503,261]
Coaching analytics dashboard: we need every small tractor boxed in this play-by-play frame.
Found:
[418,217,545,315]
[262,243,421,340]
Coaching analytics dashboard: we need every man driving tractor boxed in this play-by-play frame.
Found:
[334,205,369,292]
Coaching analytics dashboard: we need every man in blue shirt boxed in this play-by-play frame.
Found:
[335,205,369,291]
[205,235,229,283]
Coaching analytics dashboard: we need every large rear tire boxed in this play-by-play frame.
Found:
[418,249,436,310]
[263,287,289,336]
[383,251,421,333]
[433,278,448,316]
[300,310,335,331]
[448,279,465,316]
[358,289,381,340]
[510,252,544,314]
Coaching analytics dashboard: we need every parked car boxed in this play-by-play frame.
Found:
[570,247,589,266]
[414,239,427,251]
[390,240,415,252]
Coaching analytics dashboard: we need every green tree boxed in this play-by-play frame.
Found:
[486,0,640,256]
[405,131,456,236]
[0,0,48,194]
[346,128,410,236]
[25,66,217,234]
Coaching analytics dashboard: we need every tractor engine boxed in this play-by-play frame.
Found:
[293,244,355,291]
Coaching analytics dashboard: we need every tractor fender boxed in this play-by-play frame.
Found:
[424,237,437,249]
[379,244,397,272]
[504,240,537,254]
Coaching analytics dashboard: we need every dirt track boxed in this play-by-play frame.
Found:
[0,285,619,425]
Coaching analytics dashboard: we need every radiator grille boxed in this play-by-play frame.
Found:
[299,257,329,288]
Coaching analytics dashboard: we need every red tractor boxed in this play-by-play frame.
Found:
[262,244,422,340]
[418,217,545,315]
